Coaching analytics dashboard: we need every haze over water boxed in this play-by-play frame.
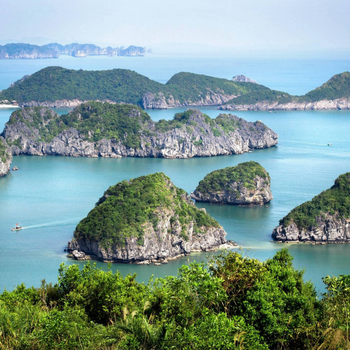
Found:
[0,55,349,294]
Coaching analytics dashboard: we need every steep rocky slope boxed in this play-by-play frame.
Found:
[272,172,350,242]
[1,102,278,159]
[0,137,12,177]
[191,161,272,205]
[67,173,230,263]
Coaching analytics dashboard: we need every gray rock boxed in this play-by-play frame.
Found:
[0,137,12,177]
[67,203,228,263]
[2,107,278,160]
[272,214,350,243]
[232,75,257,84]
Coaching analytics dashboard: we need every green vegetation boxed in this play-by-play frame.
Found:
[74,172,219,248]
[0,67,280,107]
[195,161,270,194]
[225,89,294,105]
[165,72,271,104]
[0,138,9,163]
[1,67,350,108]
[2,249,350,349]
[301,72,350,102]
[0,67,165,105]
[7,102,151,147]
[280,172,350,229]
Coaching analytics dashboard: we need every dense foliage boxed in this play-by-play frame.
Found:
[195,161,270,194]
[0,67,165,105]
[1,67,349,107]
[280,172,350,229]
[6,102,152,147]
[225,89,294,105]
[0,67,280,106]
[1,249,349,349]
[301,72,350,102]
[60,102,151,147]
[74,172,220,248]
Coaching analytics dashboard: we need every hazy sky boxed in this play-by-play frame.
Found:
[1,0,350,54]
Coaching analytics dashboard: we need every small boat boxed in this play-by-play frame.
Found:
[327,143,332,146]
[11,224,22,231]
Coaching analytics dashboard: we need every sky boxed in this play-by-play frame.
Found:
[1,0,350,55]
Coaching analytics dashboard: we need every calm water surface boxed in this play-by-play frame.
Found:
[1,106,350,294]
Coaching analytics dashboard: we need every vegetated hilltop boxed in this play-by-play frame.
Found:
[221,71,350,111]
[68,172,229,263]
[1,102,278,159]
[0,137,12,177]
[1,67,350,110]
[300,71,350,102]
[1,248,348,349]
[0,43,146,59]
[273,172,350,242]
[0,66,282,108]
[191,161,273,205]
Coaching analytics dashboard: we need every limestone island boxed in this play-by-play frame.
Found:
[0,137,12,177]
[0,66,349,110]
[67,172,235,263]
[1,102,278,161]
[272,172,350,243]
[191,161,273,205]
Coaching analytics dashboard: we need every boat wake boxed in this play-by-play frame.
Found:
[20,218,81,230]
[283,140,331,146]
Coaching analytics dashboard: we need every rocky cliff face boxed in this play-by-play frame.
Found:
[0,137,12,177]
[192,174,272,205]
[219,98,350,111]
[141,91,236,109]
[2,107,278,159]
[272,214,350,243]
[68,211,228,263]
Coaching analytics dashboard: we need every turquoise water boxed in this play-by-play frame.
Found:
[1,106,350,294]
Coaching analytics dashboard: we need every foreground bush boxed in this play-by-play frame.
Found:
[0,249,349,349]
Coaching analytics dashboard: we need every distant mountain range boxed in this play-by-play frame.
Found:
[0,67,349,111]
[0,43,146,59]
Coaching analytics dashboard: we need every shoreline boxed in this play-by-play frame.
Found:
[0,104,20,109]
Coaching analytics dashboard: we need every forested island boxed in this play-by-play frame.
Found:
[191,161,273,205]
[0,102,278,162]
[0,67,349,110]
[273,172,350,243]
[68,172,230,263]
[1,249,349,349]
[0,43,146,59]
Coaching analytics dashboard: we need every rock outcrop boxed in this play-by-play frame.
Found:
[219,98,350,111]
[191,161,273,205]
[0,137,12,177]
[67,173,230,263]
[232,75,257,84]
[272,172,350,243]
[1,103,278,159]
[272,214,350,243]
[141,91,236,109]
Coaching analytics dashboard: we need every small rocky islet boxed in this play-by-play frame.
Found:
[67,172,234,263]
[0,101,278,163]
[191,161,273,205]
[272,172,350,243]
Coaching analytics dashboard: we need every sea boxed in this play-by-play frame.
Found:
[0,54,349,294]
